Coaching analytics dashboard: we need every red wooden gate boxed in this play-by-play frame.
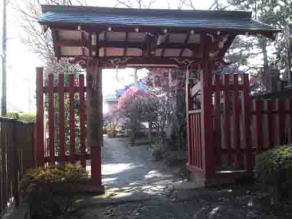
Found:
[187,73,252,179]
[35,68,89,167]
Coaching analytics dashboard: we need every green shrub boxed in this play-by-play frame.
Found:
[255,146,292,202]
[7,112,20,119]
[21,163,88,218]
[7,112,36,122]
[18,113,36,122]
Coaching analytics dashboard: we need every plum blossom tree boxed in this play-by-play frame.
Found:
[118,86,158,144]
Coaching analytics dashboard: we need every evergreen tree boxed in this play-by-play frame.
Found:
[226,0,292,90]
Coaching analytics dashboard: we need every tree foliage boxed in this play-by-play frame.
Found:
[225,0,292,91]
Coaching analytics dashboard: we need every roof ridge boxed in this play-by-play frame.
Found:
[41,5,252,19]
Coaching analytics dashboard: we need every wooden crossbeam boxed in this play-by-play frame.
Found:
[55,40,201,50]
[98,56,201,68]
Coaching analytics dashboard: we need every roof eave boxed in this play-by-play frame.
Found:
[39,20,280,38]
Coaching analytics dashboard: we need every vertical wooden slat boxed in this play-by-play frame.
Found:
[267,101,274,149]
[185,68,191,165]
[59,74,65,166]
[0,120,2,211]
[214,74,221,165]
[6,121,11,207]
[242,74,252,173]
[0,120,6,211]
[198,114,202,168]
[11,121,19,207]
[223,74,231,165]
[189,115,193,165]
[79,74,86,167]
[278,100,286,145]
[233,74,241,165]
[255,100,263,152]
[193,115,197,166]
[198,113,202,168]
[289,99,292,144]
[36,67,44,166]
[69,74,76,163]
[48,74,55,165]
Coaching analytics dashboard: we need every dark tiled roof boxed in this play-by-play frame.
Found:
[39,5,279,34]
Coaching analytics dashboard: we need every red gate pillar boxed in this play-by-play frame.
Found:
[200,34,215,183]
[86,60,103,188]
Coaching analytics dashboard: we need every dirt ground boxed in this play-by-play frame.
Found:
[71,137,292,219]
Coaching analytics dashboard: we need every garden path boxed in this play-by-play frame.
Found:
[75,137,281,219]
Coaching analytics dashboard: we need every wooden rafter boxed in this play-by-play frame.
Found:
[81,31,86,56]
[95,32,99,57]
[123,32,128,56]
[143,32,155,56]
[161,34,169,57]
[52,29,61,59]
[179,32,191,57]
[88,32,92,57]
[104,31,107,57]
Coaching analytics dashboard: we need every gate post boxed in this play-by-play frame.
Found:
[86,60,103,187]
[200,34,215,183]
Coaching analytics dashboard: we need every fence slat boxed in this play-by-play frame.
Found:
[278,100,286,145]
[223,74,231,165]
[267,101,275,149]
[59,74,65,166]
[198,114,202,168]
[79,75,86,167]
[242,74,252,173]
[233,74,241,165]
[192,114,200,166]
[48,74,55,165]
[290,99,292,144]
[255,100,263,152]
[214,74,221,165]
[189,115,193,165]
[36,67,44,166]
[69,74,76,163]
[186,70,191,166]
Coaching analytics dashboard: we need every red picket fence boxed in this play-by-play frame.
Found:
[211,73,251,173]
[187,73,292,179]
[36,69,89,167]
[188,111,202,170]
[250,99,292,151]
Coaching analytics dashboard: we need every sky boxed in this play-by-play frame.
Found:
[0,0,216,113]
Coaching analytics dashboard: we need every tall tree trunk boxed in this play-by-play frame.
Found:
[259,37,270,91]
